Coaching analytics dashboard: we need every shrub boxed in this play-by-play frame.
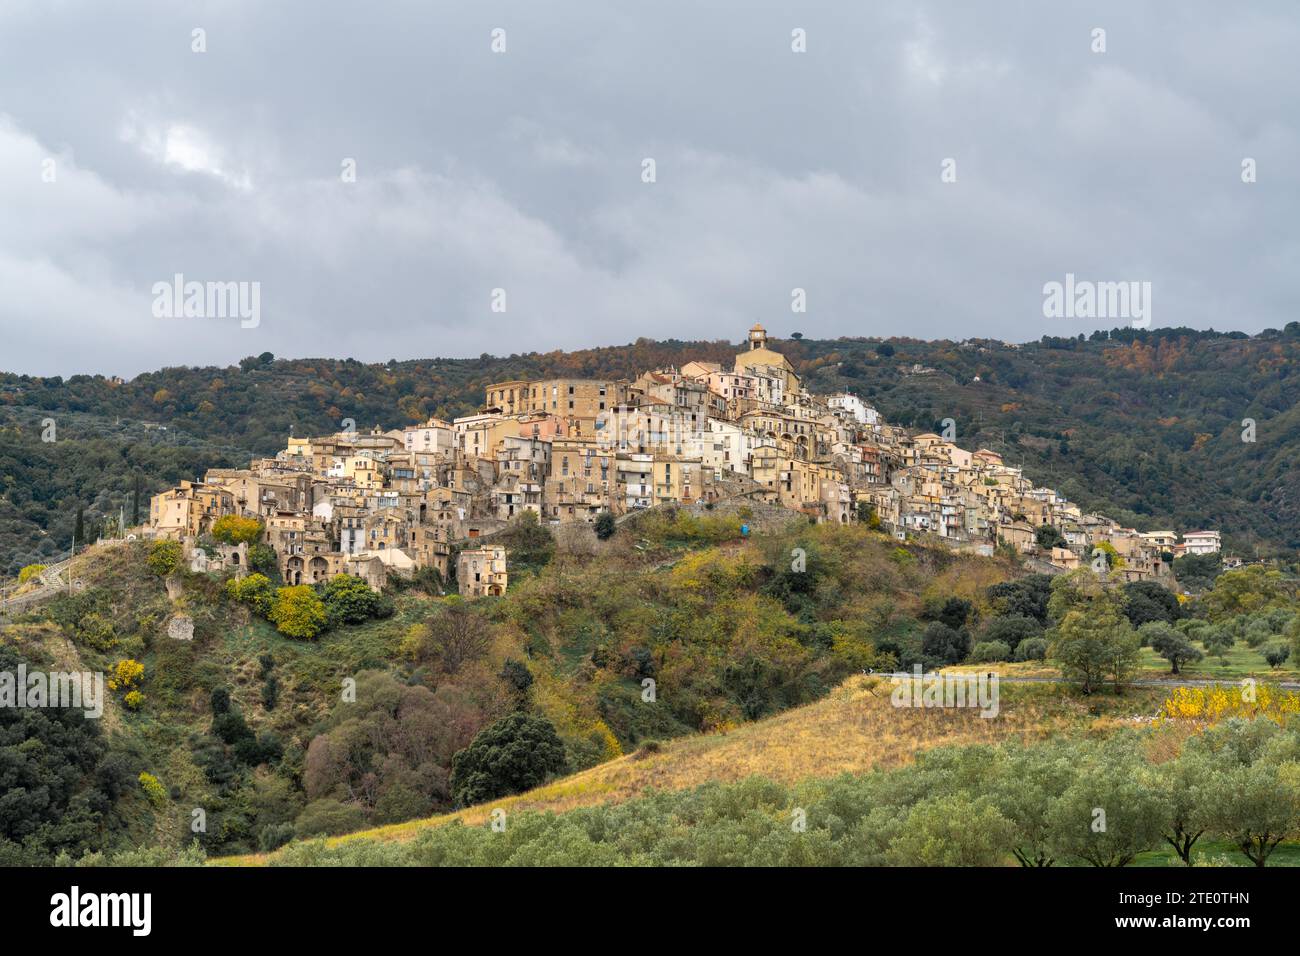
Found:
[138,772,167,808]
[409,566,443,595]
[226,573,275,616]
[497,511,555,571]
[269,585,327,639]
[247,543,279,575]
[107,658,144,691]
[261,675,279,710]
[1013,637,1048,661]
[146,540,183,577]
[294,799,367,839]
[210,687,231,715]
[258,823,296,852]
[75,611,119,651]
[979,615,1041,654]
[970,641,1011,663]
[17,564,46,584]
[920,621,968,665]
[321,574,380,625]
[123,690,145,711]
[594,511,616,540]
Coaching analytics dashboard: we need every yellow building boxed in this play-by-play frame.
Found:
[149,481,236,539]
[733,324,800,396]
[652,456,711,505]
[484,381,531,416]
[525,379,620,428]
[458,545,507,598]
[545,437,614,521]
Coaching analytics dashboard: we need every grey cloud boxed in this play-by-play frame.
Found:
[0,0,1296,376]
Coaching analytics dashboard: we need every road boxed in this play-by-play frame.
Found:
[878,671,1300,691]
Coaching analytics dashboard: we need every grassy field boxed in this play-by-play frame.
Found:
[1131,842,1300,868]
[1134,643,1298,681]
[220,675,1168,865]
[945,642,1299,683]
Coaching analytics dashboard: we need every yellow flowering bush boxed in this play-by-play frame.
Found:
[1159,683,1300,725]
[17,564,46,584]
[107,658,144,692]
[138,771,167,807]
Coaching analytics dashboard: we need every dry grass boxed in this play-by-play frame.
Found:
[222,675,1164,865]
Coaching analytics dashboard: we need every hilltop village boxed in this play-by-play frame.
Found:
[148,324,1220,595]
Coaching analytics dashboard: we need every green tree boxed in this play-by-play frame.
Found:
[1172,553,1222,593]
[247,543,279,576]
[1204,762,1300,867]
[991,743,1076,867]
[1046,568,1113,623]
[321,574,380,625]
[1146,624,1204,675]
[987,574,1052,624]
[1045,745,1167,866]
[920,621,968,666]
[450,712,567,807]
[1262,643,1291,670]
[1203,626,1234,662]
[594,511,616,541]
[1050,602,1139,694]
[970,641,1011,663]
[131,473,142,528]
[885,796,1014,866]
[1122,580,1182,627]
[226,572,275,616]
[1035,524,1066,550]
[1151,750,1216,865]
[1200,566,1290,622]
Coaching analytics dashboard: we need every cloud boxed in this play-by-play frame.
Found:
[0,0,1294,376]
[119,113,253,191]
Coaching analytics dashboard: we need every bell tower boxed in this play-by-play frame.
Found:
[748,323,767,351]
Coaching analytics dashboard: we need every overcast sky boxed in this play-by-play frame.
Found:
[2,0,1296,377]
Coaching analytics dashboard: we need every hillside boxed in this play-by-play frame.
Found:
[232,675,1300,868]
[0,517,1025,864]
[226,675,1170,864]
[3,323,1300,574]
[6,503,1299,867]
